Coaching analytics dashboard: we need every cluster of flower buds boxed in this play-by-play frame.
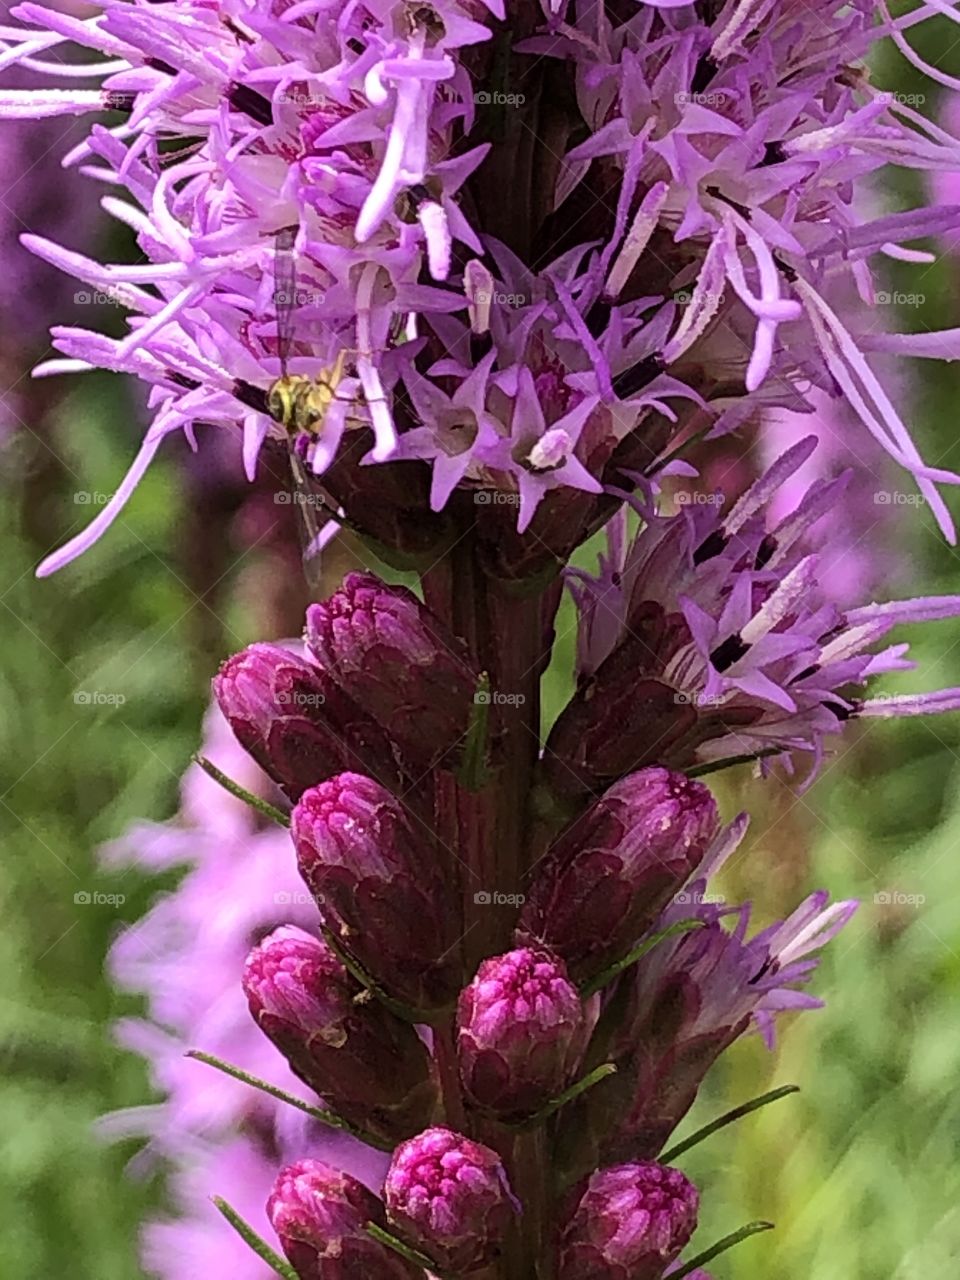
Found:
[212,570,856,1276]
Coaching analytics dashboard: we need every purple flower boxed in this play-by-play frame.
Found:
[291,773,461,1014]
[560,878,858,1175]
[306,573,479,774]
[457,947,587,1121]
[383,1127,520,1274]
[244,926,438,1144]
[554,438,960,791]
[268,1160,420,1280]
[518,769,721,983]
[214,641,402,799]
[557,1162,699,1280]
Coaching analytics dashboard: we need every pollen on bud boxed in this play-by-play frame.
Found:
[291,773,461,1014]
[517,767,721,983]
[213,642,400,799]
[243,926,438,1144]
[557,1161,699,1280]
[305,572,479,772]
[383,1127,520,1274]
[267,1159,421,1279]
[457,947,587,1120]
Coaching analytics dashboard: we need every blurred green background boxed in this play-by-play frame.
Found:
[3,30,960,1280]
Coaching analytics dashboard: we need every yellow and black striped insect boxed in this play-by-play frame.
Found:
[267,226,354,586]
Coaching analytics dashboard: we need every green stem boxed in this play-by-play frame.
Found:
[365,1222,452,1276]
[193,755,290,826]
[660,1085,800,1164]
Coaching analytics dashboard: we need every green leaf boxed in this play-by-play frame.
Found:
[580,919,704,999]
[365,1222,451,1277]
[187,1050,392,1151]
[213,1198,299,1280]
[510,1063,617,1129]
[661,1085,800,1163]
[671,1221,774,1279]
[193,755,290,826]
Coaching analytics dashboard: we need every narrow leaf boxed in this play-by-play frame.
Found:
[513,1062,617,1129]
[213,1197,298,1280]
[366,1221,450,1276]
[670,1221,774,1278]
[457,672,492,792]
[193,755,290,826]
[686,748,785,779]
[187,1050,392,1151]
[580,919,704,998]
[661,1085,800,1163]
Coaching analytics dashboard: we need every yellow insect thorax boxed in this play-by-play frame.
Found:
[266,373,338,438]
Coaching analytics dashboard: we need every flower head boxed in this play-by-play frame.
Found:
[457,947,587,1120]
[268,1160,420,1280]
[518,769,721,983]
[384,1127,520,1273]
[557,1161,699,1280]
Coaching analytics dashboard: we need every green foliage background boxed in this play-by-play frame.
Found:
[3,29,960,1280]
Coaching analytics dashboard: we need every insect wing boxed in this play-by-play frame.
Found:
[274,225,298,377]
[286,443,335,590]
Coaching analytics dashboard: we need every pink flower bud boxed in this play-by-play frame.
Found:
[291,773,461,1014]
[557,1162,699,1280]
[384,1127,520,1274]
[518,768,720,983]
[243,926,438,1144]
[305,573,478,772]
[268,1159,420,1279]
[457,947,587,1120]
[213,642,400,800]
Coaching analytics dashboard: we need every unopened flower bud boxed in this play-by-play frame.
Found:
[213,642,400,800]
[384,1127,519,1273]
[305,572,478,772]
[518,768,720,983]
[557,1162,699,1280]
[291,773,461,1014]
[268,1159,420,1279]
[243,926,438,1144]
[457,947,586,1120]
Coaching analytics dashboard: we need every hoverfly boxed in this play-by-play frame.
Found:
[266,225,356,587]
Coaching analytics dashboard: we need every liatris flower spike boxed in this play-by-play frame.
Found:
[13,0,960,1276]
